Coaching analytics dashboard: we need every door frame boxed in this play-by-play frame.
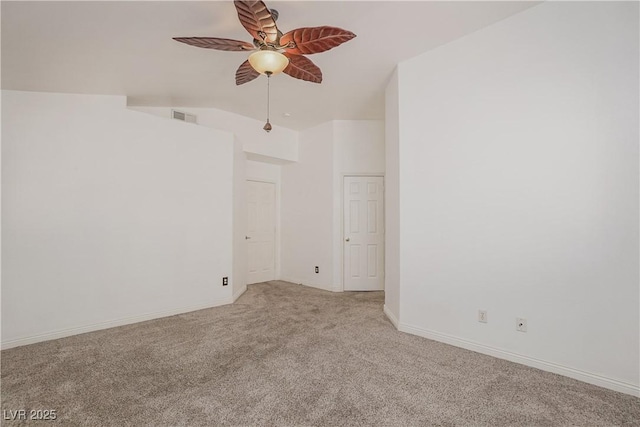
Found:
[339,173,385,292]
[246,178,279,283]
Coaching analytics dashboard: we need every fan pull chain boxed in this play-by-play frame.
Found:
[263,72,272,132]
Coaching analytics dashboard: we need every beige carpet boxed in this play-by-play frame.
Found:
[2,281,639,426]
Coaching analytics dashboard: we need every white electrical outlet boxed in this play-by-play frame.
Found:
[516,317,527,332]
[478,310,488,323]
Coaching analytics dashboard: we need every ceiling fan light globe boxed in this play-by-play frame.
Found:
[248,50,289,75]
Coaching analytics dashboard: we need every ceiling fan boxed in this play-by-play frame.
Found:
[174,0,356,85]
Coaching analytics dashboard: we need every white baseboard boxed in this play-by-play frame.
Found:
[398,322,640,397]
[279,277,335,293]
[278,276,304,290]
[233,284,247,302]
[383,305,399,328]
[1,297,234,350]
[302,282,333,292]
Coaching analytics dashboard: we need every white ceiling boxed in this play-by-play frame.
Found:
[1,1,540,130]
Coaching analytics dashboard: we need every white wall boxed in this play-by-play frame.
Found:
[130,106,298,163]
[395,2,639,395]
[332,121,386,176]
[131,107,291,298]
[2,90,235,347]
[384,70,400,324]
[281,120,385,292]
[331,121,385,290]
[281,122,334,290]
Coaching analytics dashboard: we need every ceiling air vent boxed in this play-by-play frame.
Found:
[171,110,197,124]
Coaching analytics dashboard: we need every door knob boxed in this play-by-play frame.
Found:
[345,238,350,242]
[245,236,251,240]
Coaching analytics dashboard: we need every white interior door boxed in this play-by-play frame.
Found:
[246,180,276,284]
[343,176,384,291]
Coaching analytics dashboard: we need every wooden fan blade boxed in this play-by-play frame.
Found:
[236,60,261,85]
[281,26,356,55]
[173,37,254,51]
[234,1,278,43]
[283,54,322,84]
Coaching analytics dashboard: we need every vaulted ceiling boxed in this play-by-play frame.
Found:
[1,1,539,130]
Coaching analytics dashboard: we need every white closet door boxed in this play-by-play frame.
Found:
[343,176,384,291]
[246,180,276,284]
